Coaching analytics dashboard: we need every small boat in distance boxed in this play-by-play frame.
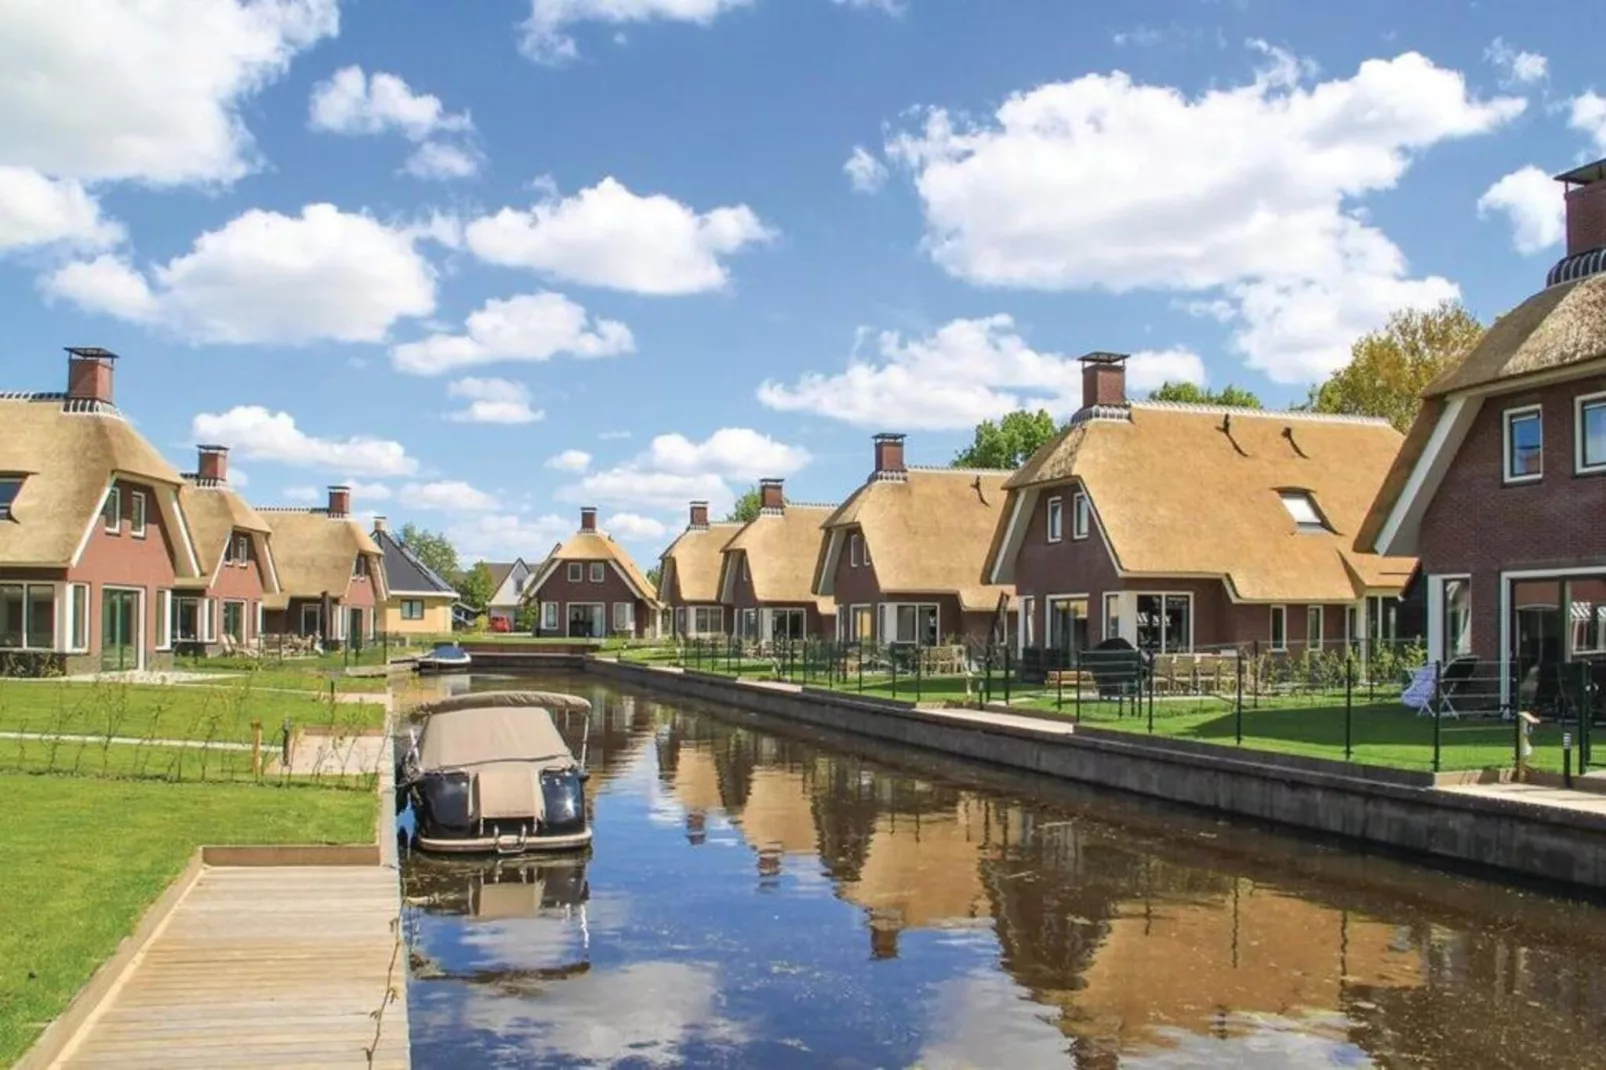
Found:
[398,691,593,855]
[415,642,472,674]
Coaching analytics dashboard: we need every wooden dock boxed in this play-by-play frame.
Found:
[40,862,409,1069]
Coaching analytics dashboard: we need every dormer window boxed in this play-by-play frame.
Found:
[849,533,862,567]
[0,478,21,520]
[228,534,250,565]
[353,554,369,578]
[1278,490,1328,533]
[102,485,121,533]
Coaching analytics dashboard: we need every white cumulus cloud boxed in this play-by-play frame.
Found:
[844,146,889,194]
[41,204,437,344]
[403,142,482,181]
[882,47,1524,382]
[191,406,420,477]
[833,0,906,14]
[0,168,123,253]
[558,428,809,514]
[519,0,751,65]
[1478,165,1565,254]
[758,316,1204,429]
[446,512,573,561]
[1484,38,1548,87]
[1570,92,1606,154]
[400,480,499,512]
[391,292,633,375]
[445,377,544,424]
[545,449,593,472]
[309,66,471,141]
[604,512,669,541]
[464,177,774,295]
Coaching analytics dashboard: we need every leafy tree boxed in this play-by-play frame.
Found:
[1148,381,1263,408]
[398,523,459,581]
[725,487,763,524]
[457,561,494,610]
[645,565,663,591]
[953,409,1059,469]
[1305,300,1485,432]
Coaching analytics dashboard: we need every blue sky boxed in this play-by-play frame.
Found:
[1,0,1601,563]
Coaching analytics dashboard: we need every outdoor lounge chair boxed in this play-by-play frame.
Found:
[1402,656,1478,719]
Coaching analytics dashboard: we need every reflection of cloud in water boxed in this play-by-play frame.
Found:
[448,891,625,973]
[917,972,1373,1069]
[431,960,748,1067]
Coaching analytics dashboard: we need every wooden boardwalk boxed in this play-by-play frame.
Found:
[48,865,409,1069]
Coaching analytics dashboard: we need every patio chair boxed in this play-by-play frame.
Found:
[1403,656,1477,719]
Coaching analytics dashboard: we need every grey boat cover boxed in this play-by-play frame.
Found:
[416,692,589,821]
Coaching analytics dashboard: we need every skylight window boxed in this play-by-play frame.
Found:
[1279,491,1327,532]
[0,478,21,520]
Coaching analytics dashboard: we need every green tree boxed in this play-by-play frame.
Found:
[457,561,494,610]
[725,486,763,524]
[646,565,663,592]
[398,523,459,581]
[953,409,1059,469]
[1305,300,1485,432]
[1148,381,1264,408]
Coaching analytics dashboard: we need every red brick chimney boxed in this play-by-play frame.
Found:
[327,485,351,518]
[373,515,388,534]
[1079,352,1129,410]
[580,506,597,533]
[197,445,228,484]
[689,501,709,529]
[1560,160,1606,256]
[66,347,118,406]
[759,478,784,514]
[872,433,907,481]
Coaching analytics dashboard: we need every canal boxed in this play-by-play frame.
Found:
[401,673,1606,1068]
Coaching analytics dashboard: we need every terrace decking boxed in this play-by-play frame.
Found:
[44,863,408,1069]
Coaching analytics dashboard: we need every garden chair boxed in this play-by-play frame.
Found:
[1403,657,1477,719]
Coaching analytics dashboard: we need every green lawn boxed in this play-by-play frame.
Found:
[0,774,374,1066]
[0,680,384,746]
[180,665,390,694]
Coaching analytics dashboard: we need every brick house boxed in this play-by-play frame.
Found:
[813,434,1015,647]
[259,485,387,649]
[174,445,280,655]
[985,353,1417,661]
[371,516,458,636]
[1357,158,1606,709]
[484,559,534,630]
[658,501,741,638]
[718,479,836,641]
[526,507,660,639]
[0,348,207,674]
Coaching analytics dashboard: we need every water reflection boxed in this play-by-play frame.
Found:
[404,674,1606,1068]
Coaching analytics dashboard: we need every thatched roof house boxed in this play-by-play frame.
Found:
[658,501,741,630]
[177,446,278,593]
[814,434,1015,646]
[718,480,835,639]
[258,485,386,645]
[525,508,660,639]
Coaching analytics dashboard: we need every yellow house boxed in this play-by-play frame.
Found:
[371,517,458,636]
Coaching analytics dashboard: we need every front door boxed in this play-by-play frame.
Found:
[100,588,141,672]
[568,604,603,638]
[348,607,365,650]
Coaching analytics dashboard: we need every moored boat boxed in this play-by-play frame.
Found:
[398,691,593,855]
[416,642,472,674]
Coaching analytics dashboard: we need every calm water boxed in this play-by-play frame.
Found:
[401,673,1606,1069]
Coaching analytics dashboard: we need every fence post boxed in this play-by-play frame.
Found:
[981,647,991,709]
[1003,644,1011,706]
[891,646,899,700]
[1579,664,1593,774]
[1344,657,1354,762]
[1252,640,1261,709]
[1146,657,1155,735]
[857,639,864,693]
[1234,653,1244,745]
[1432,659,1443,774]
[1074,650,1082,725]
[251,720,263,777]
[915,643,922,703]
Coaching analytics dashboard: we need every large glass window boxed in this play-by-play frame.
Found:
[615,602,636,633]
[1046,596,1088,652]
[0,584,58,650]
[1135,593,1191,653]
[1442,578,1472,658]
[692,606,724,635]
[1269,605,1288,652]
[1504,406,1543,481]
[770,609,805,641]
[542,602,560,631]
[222,601,246,643]
[1578,396,1606,473]
[173,596,203,642]
[890,603,939,645]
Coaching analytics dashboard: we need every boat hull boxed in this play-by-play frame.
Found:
[415,658,472,674]
[416,827,593,855]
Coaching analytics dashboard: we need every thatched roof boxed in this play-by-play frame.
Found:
[993,403,1415,602]
[178,480,277,588]
[0,394,200,573]
[719,505,835,612]
[1356,274,1606,552]
[258,509,385,606]
[531,530,659,605]
[658,523,741,604]
[819,468,1015,612]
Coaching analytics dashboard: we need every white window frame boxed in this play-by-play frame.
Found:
[130,491,147,538]
[1072,491,1090,540]
[1045,594,1090,652]
[692,605,724,636]
[1306,605,1324,651]
[1279,490,1327,532]
[67,583,90,652]
[541,601,559,631]
[883,601,940,646]
[400,599,425,621]
[1133,591,1193,654]
[156,589,172,650]
[1575,391,1606,475]
[1434,575,1474,661]
[1503,404,1543,484]
[255,602,264,639]
[0,582,60,651]
[300,602,322,637]
[613,601,634,633]
[222,600,247,644]
[231,534,250,565]
[1102,592,1121,641]
[1269,605,1288,652]
[565,562,580,583]
[1046,496,1063,543]
[589,562,605,584]
[102,486,120,533]
[849,533,862,568]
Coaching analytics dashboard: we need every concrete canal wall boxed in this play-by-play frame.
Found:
[587,657,1606,893]
[457,640,591,672]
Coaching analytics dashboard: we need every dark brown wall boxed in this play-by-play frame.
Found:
[67,480,181,660]
[1566,182,1606,256]
[532,559,651,637]
[826,527,979,643]
[1418,375,1606,661]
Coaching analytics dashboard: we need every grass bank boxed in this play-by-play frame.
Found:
[0,774,374,1066]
